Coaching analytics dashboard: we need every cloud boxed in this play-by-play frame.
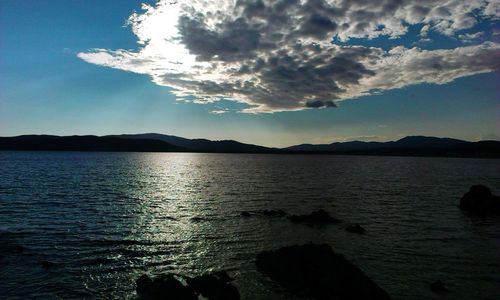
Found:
[209,109,229,114]
[78,0,500,113]
[305,99,337,108]
[458,31,485,43]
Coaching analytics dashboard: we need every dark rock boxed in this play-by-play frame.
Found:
[261,209,287,217]
[429,280,448,293]
[136,274,197,300]
[459,185,500,215]
[345,224,366,234]
[41,260,55,269]
[136,271,239,300]
[0,231,25,256]
[214,270,233,283]
[136,274,154,296]
[289,209,340,225]
[242,210,287,217]
[241,211,251,217]
[0,244,24,256]
[187,272,240,300]
[190,216,204,222]
[256,243,390,300]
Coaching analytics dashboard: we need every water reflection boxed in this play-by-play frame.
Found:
[0,152,499,299]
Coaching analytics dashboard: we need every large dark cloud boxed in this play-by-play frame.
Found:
[178,15,261,61]
[78,0,500,113]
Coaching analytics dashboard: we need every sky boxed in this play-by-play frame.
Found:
[1,0,499,147]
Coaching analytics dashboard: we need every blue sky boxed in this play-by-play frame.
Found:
[1,0,499,147]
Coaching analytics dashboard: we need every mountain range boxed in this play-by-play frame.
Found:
[1,134,499,158]
[107,133,274,152]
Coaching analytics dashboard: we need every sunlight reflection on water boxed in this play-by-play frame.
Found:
[1,152,499,299]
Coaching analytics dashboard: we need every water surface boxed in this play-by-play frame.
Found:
[1,152,499,299]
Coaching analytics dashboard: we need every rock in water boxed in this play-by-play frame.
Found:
[187,272,240,300]
[240,211,251,217]
[136,271,239,300]
[460,185,500,215]
[345,224,366,234]
[288,209,341,225]
[261,209,287,217]
[40,260,55,269]
[429,280,448,293]
[256,244,390,300]
[213,270,233,283]
[136,274,197,300]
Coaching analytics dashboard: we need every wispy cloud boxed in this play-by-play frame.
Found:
[78,0,500,113]
[209,108,230,114]
[458,32,485,43]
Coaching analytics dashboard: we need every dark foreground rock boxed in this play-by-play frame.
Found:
[345,224,366,234]
[186,271,240,300]
[429,280,448,293]
[459,185,500,215]
[136,271,239,300]
[136,274,196,300]
[256,244,390,300]
[289,209,341,225]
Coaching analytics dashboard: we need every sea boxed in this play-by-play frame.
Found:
[1,151,499,299]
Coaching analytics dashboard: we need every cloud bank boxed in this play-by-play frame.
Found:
[78,0,500,112]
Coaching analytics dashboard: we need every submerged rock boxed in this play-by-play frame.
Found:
[0,243,24,256]
[40,260,55,270]
[459,185,500,215]
[0,230,25,257]
[190,216,205,222]
[260,209,287,217]
[288,209,340,225]
[256,243,390,300]
[241,209,287,217]
[429,280,448,293]
[345,224,366,234]
[136,271,239,300]
[240,211,251,217]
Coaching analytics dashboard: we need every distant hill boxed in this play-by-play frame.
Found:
[285,136,500,158]
[1,134,498,158]
[107,133,276,153]
[286,136,467,151]
[0,135,184,152]
[286,141,383,152]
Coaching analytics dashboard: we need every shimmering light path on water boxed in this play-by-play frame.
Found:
[1,152,499,299]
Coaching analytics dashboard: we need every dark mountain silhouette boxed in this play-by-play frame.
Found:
[384,136,466,148]
[286,141,383,152]
[0,134,499,157]
[286,136,499,158]
[107,133,276,153]
[0,135,184,152]
[286,136,466,151]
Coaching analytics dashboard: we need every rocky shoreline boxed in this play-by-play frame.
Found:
[136,243,391,300]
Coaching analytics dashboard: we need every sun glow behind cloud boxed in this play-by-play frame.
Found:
[78,0,500,113]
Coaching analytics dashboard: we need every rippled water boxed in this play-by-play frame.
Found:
[1,151,499,299]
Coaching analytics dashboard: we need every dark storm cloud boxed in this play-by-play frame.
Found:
[299,14,337,38]
[79,0,500,112]
[305,100,337,108]
[177,16,261,61]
